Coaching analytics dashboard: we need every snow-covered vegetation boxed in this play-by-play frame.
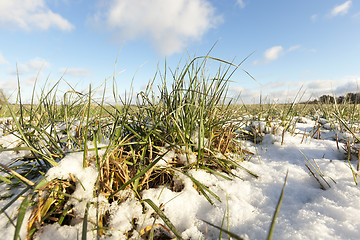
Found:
[0,56,360,240]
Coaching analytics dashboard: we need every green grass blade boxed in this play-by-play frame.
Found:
[267,171,288,240]
[0,175,13,184]
[218,209,226,240]
[346,159,358,185]
[0,147,33,152]
[83,85,92,168]
[82,202,90,240]
[199,166,232,181]
[0,91,59,167]
[202,219,245,240]
[181,171,221,205]
[219,157,259,178]
[0,162,35,187]
[0,186,31,215]
[109,150,169,198]
[333,113,360,142]
[143,199,183,240]
[13,194,31,240]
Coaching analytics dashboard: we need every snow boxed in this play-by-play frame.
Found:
[1,117,360,239]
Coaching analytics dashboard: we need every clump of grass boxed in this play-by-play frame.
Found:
[299,149,336,190]
[0,79,114,239]
[236,88,313,146]
[2,55,360,240]
[0,52,261,239]
[96,54,258,199]
[27,178,76,239]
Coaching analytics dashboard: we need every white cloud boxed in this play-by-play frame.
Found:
[0,78,17,90]
[311,14,318,22]
[253,46,284,65]
[27,57,51,70]
[236,0,246,8]
[234,76,360,104]
[300,76,360,99]
[230,86,259,103]
[0,0,74,31]
[264,46,284,62]
[288,45,301,52]
[352,11,360,18]
[59,68,92,77]
[230,75,360,104]
[10,57,50,75]
[0,52,8,65]
[333,76,360,95]
[254,45,301,65]
[330,0,352,17]
[92,0,222,55]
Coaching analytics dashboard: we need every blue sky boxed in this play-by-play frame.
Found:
[0,0,359,103]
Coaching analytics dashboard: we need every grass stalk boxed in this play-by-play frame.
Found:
[266,171,288,240]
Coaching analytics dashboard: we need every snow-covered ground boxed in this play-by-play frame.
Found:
[0,117,359,240]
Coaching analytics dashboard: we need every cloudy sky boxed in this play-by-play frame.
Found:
[0,0,359,103]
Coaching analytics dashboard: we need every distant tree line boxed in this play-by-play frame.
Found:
[309,92,360,104]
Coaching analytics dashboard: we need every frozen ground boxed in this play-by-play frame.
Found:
[0,117,359,240]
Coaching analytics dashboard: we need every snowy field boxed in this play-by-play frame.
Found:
[0,115,359,240]
[0,57,359,240]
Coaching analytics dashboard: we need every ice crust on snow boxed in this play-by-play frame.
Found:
[1,117,360,239]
